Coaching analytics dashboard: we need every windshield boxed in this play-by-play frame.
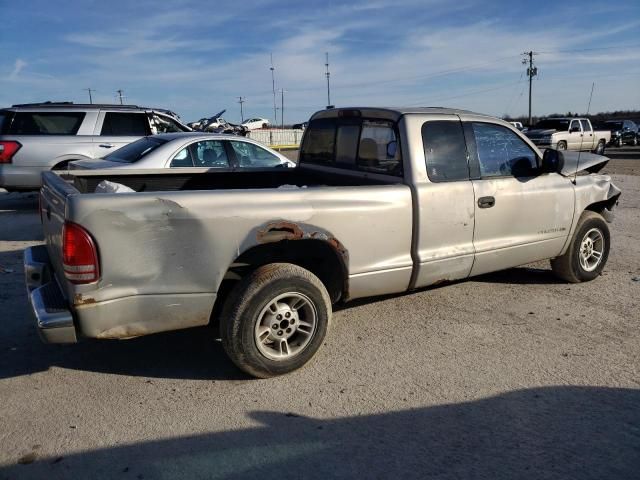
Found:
[534,119,570,130]
[104,137,167,163]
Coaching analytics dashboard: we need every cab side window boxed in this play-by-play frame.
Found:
[580,120,592,132]
[422,120,469,182]
[569,120,581,132]
[471,122,538,178]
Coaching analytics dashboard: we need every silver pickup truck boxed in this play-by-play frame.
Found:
[25,107,621,378]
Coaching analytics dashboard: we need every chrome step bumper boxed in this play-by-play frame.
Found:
[24,246,77,344]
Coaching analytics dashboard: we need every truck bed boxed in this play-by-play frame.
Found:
[64,165,396,194]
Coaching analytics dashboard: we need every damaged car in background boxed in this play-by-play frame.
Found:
[25,107,620,378]
[188,109,249,136]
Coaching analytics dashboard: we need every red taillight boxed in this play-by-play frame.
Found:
[62,222,100,284]
[0,141,21,164]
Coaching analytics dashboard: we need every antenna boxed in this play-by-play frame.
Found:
[574,82,596,183]
[83,88,95,104]
[325,52,332,108]
[116,89,125,105]
[237,96,245,122]
[270,54,277,125]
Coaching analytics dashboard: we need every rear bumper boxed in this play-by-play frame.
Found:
[24,245,77,344]
[0,164,45,190]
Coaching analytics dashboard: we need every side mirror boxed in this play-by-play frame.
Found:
[542,148,564,174]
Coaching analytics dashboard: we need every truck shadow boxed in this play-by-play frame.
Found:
[2,386,638,479]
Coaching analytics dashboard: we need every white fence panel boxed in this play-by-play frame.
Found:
[248,129,304,148]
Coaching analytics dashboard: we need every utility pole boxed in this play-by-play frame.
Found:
[237,96,245,122]
[325,52,332,109]
[270,54,277,125]
[116,89,125,105]
[522,51,538,126]
[84,88,95,104]
[280,89,285,129]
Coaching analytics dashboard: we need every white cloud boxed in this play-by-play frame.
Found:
[8,59,27,79]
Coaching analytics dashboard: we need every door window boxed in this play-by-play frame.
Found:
[422,120,469,182]
[580,120,592,132]
[101,112,149,136]
[189,140,229,167]
[569,120,581,132]
[229,140,282,167]
[170,147,194,167]
[471,122,538,178]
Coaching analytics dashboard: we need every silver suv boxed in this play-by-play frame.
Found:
[0,102,191,191]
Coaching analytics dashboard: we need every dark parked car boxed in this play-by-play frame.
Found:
[603,120,638,147]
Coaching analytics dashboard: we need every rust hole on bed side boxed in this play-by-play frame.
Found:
[257,221,305,243]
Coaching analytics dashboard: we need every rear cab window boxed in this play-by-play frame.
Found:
[5,111,85,135]
[300,116,402,176]
[104,137,167,163]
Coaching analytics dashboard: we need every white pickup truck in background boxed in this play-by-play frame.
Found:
[525,118,610,154]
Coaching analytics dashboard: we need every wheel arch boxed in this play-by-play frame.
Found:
[225,238,348,303]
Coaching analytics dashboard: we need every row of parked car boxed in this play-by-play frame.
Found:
[510,118,639,152]
[0,102,293,191]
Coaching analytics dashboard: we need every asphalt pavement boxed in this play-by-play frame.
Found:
[0,147,639,479]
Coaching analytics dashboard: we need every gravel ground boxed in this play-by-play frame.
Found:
[0,151,638,479]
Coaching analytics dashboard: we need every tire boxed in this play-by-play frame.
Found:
[616,137,623,148]
[632,137,638,147]
[550,211,610,283]
[220,263,331,378]
[592,140,605,155]
[557,141,567,151]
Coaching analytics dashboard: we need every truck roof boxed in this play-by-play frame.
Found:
[310,107,491,122]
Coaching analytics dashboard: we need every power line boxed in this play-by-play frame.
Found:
[538,43,640,54]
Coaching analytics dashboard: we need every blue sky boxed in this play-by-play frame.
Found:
[1,0,640,123]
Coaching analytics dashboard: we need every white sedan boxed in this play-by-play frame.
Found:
[241,117,270,130]
[70,133,295,170]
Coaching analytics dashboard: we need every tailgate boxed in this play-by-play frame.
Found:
[39,171,81,291]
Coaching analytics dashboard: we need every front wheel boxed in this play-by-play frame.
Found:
[592,140,605,155]
[220,263,331,378]
[551,211,610,283]
[557,141,567,151]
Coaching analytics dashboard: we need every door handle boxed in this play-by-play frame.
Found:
[478,196,495,208]
[99,143,114,148]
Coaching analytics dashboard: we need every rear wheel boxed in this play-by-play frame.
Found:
[551,211,610,283]
[557,141,567,151]
[220,263,331,378]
